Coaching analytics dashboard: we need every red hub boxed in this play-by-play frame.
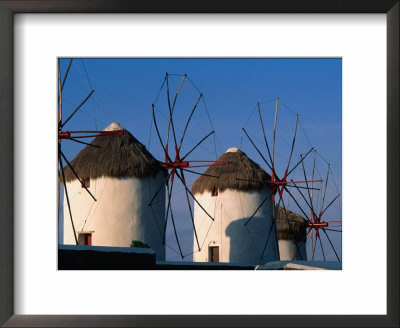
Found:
[270,168,322,202]
[270,168,288,201]
[161,144,227,185]
[161,145,187,184]
[308,211,329,238]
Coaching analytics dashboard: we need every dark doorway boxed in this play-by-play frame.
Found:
[209,246,219,262]
[78,233,92,246]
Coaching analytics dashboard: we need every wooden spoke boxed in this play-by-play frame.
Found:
[61,90,95,128]
[283,186,311,222]
[182,168,219,179]
[171,74,186,113]
[280,195,304,260]
[148,171,172,207]
[68,138,100,148]
[181,130,214,161]
[312,228,318,261]
[321,193,341,217]
[289,179,317,219]
[322,228,341,262]
[174,170,214,221]
[60,151,97,202]
[324,228,342,233]
[286,114,299,172]
[244,189,274,226]
[61,58,73,91]
[179,93,202,149]
[272,97,279,166]
[168,199,184,259]
[59,154,79,245]
[236,178,269,184]
[242,128,273,171]
[320,164,331,214]
[311,150,317,207]
[257,102,274,167]
[152,104,173,163]
[260,195,283,259]
[300,154,315,213]
[285,184,320,191]
[180,169,201,252]
[318,234,326,261]
[164,178,184,258]
[58,59,62,123]
[287,147,314,176]
[165,73,178,148]
[163,178,174,244]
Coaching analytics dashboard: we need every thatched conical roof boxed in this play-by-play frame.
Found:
[191,147,271,195]
[275,206,308,243]
[62,122,164,182]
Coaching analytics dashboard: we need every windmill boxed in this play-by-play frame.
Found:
[241,97,341,262]
[58,58,131,246]
[148,73,227,259]
[190,147,280,265]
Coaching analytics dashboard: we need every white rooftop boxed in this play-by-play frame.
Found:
[225,147,239,153]
[104,122,123,131]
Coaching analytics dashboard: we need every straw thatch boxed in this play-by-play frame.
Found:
[191,148,271,195]
[62,122,165,182]
[275,206,308,243]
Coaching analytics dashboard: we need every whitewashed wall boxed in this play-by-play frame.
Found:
[63,172,166,260]
[278,239,307,261]
[192,188,279,265]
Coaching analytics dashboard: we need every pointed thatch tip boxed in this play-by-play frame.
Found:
[62,122,165,183]
[104,122,123,131]
[225,147,239,153]
[191,147,271,195]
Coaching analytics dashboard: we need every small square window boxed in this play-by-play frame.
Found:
[81,178,90,188]
[211,187,218,197]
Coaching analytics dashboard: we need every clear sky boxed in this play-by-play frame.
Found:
[59,58,342,262]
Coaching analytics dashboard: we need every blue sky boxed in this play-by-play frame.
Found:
[59,58,342,262]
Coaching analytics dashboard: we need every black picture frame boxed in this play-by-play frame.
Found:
[0,1,398,327]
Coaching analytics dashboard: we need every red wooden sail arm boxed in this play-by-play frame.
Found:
[162,160,228,170]
[59,130,129,139]
[308,208,341,237]
[270,179,323,186]
[161,143,228,171]
[308,222,329,228]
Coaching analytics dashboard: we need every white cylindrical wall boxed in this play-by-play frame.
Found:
[192,188,279,265]
[278,239,307,261]
[63,172,166,260]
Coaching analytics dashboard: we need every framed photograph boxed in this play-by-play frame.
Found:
[0,1,398,327]
[55,57,342,270]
